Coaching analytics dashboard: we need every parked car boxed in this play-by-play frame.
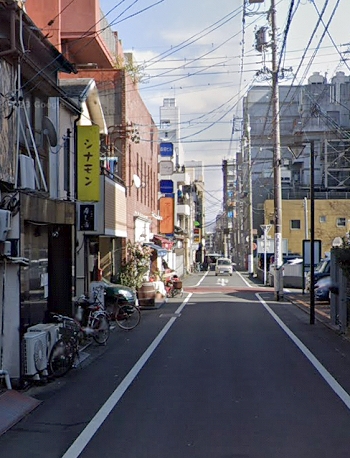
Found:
[101,278,138,306]
[283,253,302,264]
[215,257,233,276]
[305,258,331,291]
[314,275,331,303]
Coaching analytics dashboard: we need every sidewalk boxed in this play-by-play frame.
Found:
[247,274,334,330]
[285,291,331,323]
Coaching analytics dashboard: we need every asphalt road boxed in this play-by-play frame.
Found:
[2,271,350,457]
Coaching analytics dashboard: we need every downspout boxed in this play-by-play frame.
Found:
[73,112,82,303]
[0,259,12,390]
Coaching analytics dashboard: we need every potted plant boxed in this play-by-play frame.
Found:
[119,241,157,305]
[119,241,153,290]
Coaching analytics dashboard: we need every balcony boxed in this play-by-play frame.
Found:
[177,196,191,216]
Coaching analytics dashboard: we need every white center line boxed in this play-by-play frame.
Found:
[61,294,192,458]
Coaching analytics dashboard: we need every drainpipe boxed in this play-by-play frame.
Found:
[73,112,82,301]
[0,7,18,58]
[1,255,12,389]
[0,369,12,390]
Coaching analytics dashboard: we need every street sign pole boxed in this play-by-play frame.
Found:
[261,224,272,285]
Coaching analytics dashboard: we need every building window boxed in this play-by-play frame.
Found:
[290,219,301,229]
[337,217,346,227]
[319,215,326,223]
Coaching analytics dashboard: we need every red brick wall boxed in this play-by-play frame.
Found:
[61,68,159,242]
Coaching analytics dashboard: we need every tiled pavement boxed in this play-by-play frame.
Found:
[285,291,334,328]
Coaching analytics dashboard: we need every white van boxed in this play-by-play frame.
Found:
[215,257,233,276]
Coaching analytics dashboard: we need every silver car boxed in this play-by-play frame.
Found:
[215,258,233,276]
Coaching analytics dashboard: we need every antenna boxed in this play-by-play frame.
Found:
[42,116,58,147]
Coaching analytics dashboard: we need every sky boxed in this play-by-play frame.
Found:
[99,0,350,228]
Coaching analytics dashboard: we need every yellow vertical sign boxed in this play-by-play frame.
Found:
[77,125,100,202]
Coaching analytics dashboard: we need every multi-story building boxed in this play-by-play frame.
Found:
[158,99,206,274]
[240,71,350,259]
[264,199,350,256]
[0,1,77,382]
[27,0,160,294]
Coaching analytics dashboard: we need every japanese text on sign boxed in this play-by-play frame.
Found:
[77,125,100,202]
[160,142,174,157]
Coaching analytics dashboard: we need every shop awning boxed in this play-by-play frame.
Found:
[144,243,168,257]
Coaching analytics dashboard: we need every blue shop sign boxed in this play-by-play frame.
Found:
[160,142,174,157]
[160,180,174,193]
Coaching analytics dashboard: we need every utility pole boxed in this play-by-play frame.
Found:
[246,114,254,277]
[271,0,283,300]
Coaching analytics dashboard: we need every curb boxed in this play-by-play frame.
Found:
[285,294,348,338]
[139,298,167,310]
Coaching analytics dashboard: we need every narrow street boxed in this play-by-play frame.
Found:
[1,271,350,457]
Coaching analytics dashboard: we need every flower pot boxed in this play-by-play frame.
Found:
[137,282,156,306]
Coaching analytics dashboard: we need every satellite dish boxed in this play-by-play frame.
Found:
[133,174,141,189]
[42,116,58,147]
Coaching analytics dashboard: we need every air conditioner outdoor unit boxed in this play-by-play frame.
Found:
[27,323,59,359]
[19,154,36,190]
[23,330,48,379]
[0,210,11,242]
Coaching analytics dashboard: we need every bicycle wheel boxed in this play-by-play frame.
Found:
[91,313,110,345]
[48,339,73,377]
[115,304,141,330]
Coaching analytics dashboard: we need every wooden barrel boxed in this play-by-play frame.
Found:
[137,282,156,306]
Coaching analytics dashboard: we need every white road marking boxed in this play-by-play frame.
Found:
[235,270,252,287]
[61,294,192,458]
[257,293,350,410]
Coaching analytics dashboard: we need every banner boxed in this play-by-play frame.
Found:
[159,197,174,234]
[77,125,100,202]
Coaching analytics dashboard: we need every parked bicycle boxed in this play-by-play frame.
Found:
[48,295,110,378]
[48,314,80,378]
[165,276,183,298]
[74,293,110,344]
[89,283,141,331]
[104,294,141,331]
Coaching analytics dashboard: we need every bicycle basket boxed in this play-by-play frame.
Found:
[59,318,79,339]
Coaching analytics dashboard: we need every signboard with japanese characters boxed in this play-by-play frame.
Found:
[160,142,174,157]
[160,179,174,194]
[159,160,173,175]
[159,197,174,234]
[79,204,95,231]
[77,125,100,202]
